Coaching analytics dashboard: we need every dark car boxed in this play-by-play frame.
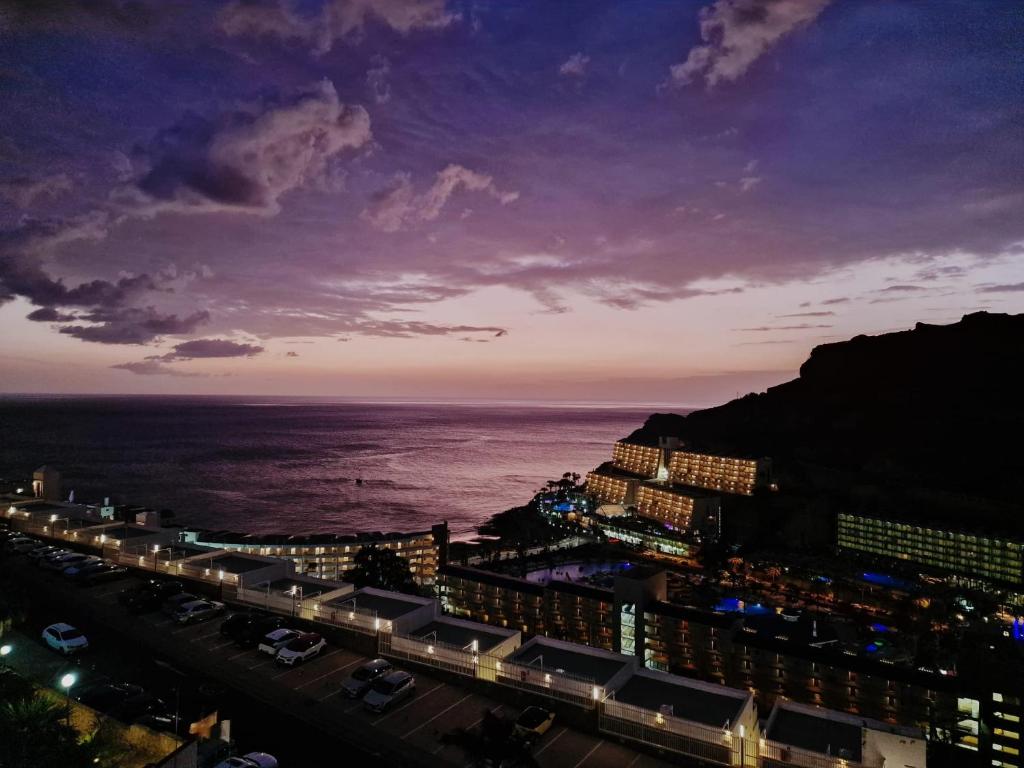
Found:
[219,610,272,641]
[161,593,199,616]
[234,615,289,648]
[119,579,183,608]
[78,682,145,713]
[340,658,394,698]
[78,563,129,585]
[123,581,187,613]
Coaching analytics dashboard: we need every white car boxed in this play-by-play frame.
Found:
[42,622,89,655]
[257,628,301,656]
[213,752,278,768]
[274,633,326,666]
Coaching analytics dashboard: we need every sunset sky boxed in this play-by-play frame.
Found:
[1,0,1022,404]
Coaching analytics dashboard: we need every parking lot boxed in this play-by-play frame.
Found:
[5,556,679,768]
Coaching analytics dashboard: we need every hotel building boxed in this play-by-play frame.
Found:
[611,441,665,479]
[634,484,721,534]
[837,513,1024,589]
[585,468,640,505]
[441,564,1019,767]
[188,523,447,586]
[667,451,772,496]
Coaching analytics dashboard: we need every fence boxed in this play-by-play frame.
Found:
[759,738,875,768]
[379,631,480,676]
[477,653,602,708]
[600,697,741,765]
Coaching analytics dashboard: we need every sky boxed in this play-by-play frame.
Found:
[0,0,1022,405]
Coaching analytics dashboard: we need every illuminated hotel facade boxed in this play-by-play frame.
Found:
[611,441,665,478]
[667,451,772,496]
[585,469,638,505]
[441,564,1021,767]
[837,513,1024,588]
[189,524,447,585]
[634,484,720,533]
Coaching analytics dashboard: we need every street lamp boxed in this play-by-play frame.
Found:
[60,672,77,727]
[0,644,12,669]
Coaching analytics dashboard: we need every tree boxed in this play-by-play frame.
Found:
[348,545,417,594]
[0,683,129,768]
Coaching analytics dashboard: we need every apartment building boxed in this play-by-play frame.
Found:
[837,513,1024,588]
[188,523,447,585]
[585,469,640,505]
[634,483,721,533]
[611,441,664,479]
[667,451,772,496]
[439,565,615,651]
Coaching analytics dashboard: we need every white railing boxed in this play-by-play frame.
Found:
[480,654,602,708]
[379,632,479,677]
[600,698,740,765]
[759,738,876,768]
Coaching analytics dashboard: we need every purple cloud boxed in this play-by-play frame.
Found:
[153,338,264,360]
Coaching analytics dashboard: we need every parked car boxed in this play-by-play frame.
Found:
[340,658,393,698]
[213,752,278,768]
[60,556,102,577]
[220,611,270,640]
[363,671,415,713]
[41,552,94,572]
[257,628,301,656]
[274,633,326,666]
[514,707,556,741]
[41,622,89,655]
[173,599,225,625]
[78,563,129,585]
[233,615,289,648]
[77,682,145,712]
[8,537,41,553]
[26,544,63,561]
[161,592,199,616]
[121,580,185,612]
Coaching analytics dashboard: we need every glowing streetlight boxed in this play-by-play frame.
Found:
[60,672,77,726]
[0,644,12,669]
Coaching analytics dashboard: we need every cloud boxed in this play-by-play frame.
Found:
[59,308,210,345]
[362,164,518,232]
[0,255,159,309]
[334,320,507,338]
[777,311,834,317]
[152,338,264,360]
[366,55,391,104]
[559,53,590,78]
[821,297,850,305]
[0,0,163,36]
[0,173,73,209]
[875,284,926,293]
[25,307,77,322]
[738,175,762,192]
[669,0,831,88]
[219,0,457,56]
[111,360,203,377]
[978,282,1024,293]
[286,350,299,357]
[132,79,370,217]
[737,323,832,331]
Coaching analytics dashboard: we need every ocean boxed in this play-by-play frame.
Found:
[0,397,661,538]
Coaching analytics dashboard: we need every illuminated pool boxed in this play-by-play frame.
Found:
[714,598,772,615]
[860,572,916,591]
[525,561,633,585]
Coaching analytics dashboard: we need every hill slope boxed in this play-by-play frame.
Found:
[627,312,1024,538]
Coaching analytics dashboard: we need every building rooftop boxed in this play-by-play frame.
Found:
[441,565,544,596]
[103,525,164,541]
[407,618,515,652]
[324,588,432,619]
[507,638,633,686]
[613,670,748,729]
[767,707,861,760]
[257,577,348,599]
[204,553,279,574]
